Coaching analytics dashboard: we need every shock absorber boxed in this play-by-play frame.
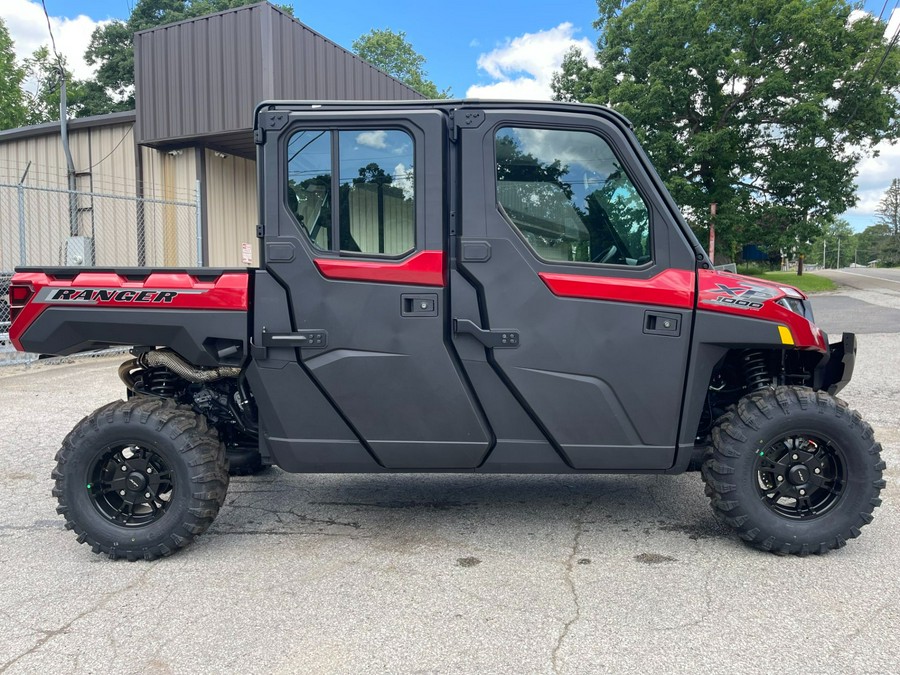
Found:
[145,368,180,397]
[742,350,770,391]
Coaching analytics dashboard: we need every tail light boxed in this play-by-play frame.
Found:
[9,283,34,324]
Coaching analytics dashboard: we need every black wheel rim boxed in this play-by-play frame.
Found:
[86,444,175,527]
[755,434,846,520]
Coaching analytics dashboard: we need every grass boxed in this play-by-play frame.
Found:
[748,271,837,293]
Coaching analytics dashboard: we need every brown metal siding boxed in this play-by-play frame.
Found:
[136,2,424,146]
[136,5,267,144]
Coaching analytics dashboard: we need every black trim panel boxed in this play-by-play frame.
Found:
[19,306,247,366]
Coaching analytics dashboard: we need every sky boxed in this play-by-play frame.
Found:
[1,0,899,231]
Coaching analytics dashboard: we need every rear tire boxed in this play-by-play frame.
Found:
[52,397,229,560]
[702,386,885,555]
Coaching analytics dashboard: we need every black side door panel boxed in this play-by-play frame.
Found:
[454,109,698,470]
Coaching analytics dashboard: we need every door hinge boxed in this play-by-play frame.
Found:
[449,109,485,142]
[454,318,519,348]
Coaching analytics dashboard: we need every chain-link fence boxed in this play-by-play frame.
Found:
[1,182,201,366]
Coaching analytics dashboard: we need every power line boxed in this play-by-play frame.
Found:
[39,0,63,70]
[83,127,134,172]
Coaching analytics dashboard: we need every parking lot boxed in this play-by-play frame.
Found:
[0,275,898,674]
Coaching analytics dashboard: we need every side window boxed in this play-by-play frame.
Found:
[286,128,415,256]
[338,130,415,256]
[495,127,651,266]
[286,131,332,250]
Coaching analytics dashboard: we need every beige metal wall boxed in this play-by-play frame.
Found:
[204,149,258,267]
[0,123,140,269]
[0,122,135,191]
[0,122,258,270]
[140,146,198,266]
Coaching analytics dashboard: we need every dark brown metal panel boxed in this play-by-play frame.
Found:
[135,2,423,146]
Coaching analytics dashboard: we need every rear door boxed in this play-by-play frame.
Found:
[453,108,698,470]
[260,107,490,469]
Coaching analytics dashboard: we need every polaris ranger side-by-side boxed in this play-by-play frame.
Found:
[8,101,884,559]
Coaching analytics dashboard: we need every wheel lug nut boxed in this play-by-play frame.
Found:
[792,454,799,460]
[777,476,784,482]
[145,492,151,499]
[119,490,126,496]
[146,467,153,474]
[799,489,806,496]
[814,468,820,474]
[121,466,126,471]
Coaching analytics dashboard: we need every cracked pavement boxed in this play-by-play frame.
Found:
[0,285,898,673]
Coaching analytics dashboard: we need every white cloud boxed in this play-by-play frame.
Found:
[887,7,900,42]
[356,130,388,149]
[846,140,900,219]
[466,23,598,100]
[0,0,111,81]
[841,8,900,226]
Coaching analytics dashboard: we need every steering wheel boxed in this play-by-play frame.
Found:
[592,245,618,264]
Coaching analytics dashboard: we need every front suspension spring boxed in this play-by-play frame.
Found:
[743,350,770,391]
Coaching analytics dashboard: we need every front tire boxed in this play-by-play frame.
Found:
[702,386,885,555]
[52,397,229,560]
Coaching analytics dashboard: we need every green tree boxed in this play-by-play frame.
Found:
[83,0,293,115]
[352,29,449,99]
[857,222,900,266]
[0,18,27,130]
[810,217,855,268]
[21,47,93,125]
[876,178,900,236]
[551,0,900,261]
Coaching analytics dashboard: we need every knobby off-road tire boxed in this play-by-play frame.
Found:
[702,386,885,555]
[52,397,229,560]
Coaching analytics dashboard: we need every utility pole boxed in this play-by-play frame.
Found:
[823,240,827,269]
[837,237,841,269]
[709,203,717,264]
[58,67,78,237]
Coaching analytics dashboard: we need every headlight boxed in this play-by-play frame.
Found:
[776,297,814,322]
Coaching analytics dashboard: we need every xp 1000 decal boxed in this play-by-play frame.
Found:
[701,281,777,311]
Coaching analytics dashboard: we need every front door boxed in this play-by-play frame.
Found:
[454,108,698,470]
[263,108,490,469]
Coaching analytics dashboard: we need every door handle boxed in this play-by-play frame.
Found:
[643,311,681,337]
[402,294,438,316]
[453,319,519,348]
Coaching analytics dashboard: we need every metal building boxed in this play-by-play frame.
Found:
[0,1,422,271]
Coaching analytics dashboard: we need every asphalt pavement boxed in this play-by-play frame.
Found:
[0,275,897,674]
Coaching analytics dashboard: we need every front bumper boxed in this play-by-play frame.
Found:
[815,332,857,395]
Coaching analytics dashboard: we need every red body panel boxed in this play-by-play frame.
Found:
[538,268,695,310]
[9,271,248,352]
[313,250,445,287]
[697,269,826,351]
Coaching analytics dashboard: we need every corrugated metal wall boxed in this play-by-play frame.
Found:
[270,11,421,102]
[0,123,142,270]
[205,149,258,266]
[0,123,136,193]
[0,123,259,270]
[135,2,423,146]
[135,5,266,144]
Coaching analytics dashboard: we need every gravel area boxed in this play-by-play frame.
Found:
[0,290,896,674]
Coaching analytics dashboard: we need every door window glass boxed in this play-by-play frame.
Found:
[495,127,651,266]
[338,130,415,256]
[286,130,332,250]
[285,128,415,256]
